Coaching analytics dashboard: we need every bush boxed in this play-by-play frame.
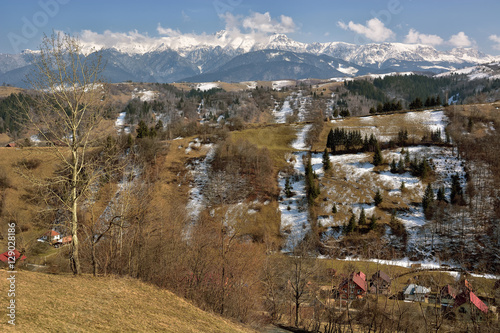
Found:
[15,158,41,170]
[0,170,11,189]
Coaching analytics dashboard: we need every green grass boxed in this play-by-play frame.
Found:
[0,270,256,333]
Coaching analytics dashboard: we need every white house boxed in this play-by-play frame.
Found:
[403,284,431,302]
[37,230,61,244]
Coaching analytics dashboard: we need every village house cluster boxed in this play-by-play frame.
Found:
[324,270,492,319]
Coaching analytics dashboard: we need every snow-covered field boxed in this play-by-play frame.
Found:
[184,142,216,237]
[132,88,157,102]
[278,152,310,252]
[196,82,220,91]
[272,80,295,91]
[115,112,131,134]
[277,109,471,261]
[273,91,311,124]
[273,99,293,124]
[291,124,312,150]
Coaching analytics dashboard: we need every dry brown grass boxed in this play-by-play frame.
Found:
[0,270,256,332]
[0,86,25,98]
[230,125,296,170]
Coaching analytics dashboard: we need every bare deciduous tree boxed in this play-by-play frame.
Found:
[19,32,108,274]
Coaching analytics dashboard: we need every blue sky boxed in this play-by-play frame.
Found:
[2,0,500,54]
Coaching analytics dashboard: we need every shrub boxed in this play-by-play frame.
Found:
[15,158,42,170]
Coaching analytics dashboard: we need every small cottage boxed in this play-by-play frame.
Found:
[37,230,61,244]
[339,271,367,301]
[403,284,430,302]
[370,270,391,295]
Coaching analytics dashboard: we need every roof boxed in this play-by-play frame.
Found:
[352,274,367,292]
[5,142,16,147]
[45,230,60,237]
[404,284,430,295]
[356,271,366,281]
[455,291,488,314]
[60,235,72,243]
[372,270,391,283]
[441,285,456,298]
[0,249,27,263]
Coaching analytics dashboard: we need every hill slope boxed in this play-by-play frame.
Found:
[0,270,255,333]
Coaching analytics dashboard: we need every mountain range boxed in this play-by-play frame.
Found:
[1,31,498,87]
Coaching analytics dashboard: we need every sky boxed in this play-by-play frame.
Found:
[1,0,500,55]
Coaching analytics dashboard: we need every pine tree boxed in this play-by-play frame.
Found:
[422,183,435,219]
[400,181,406,192]
[305,156,319,204]
[136,120,149,138]
[327,129,335,152]
[322,148,331,171]
[369,214,377,230]
[437,185,446,202]
[372,142,383,166]
[346,212,357,234]
[397,157,405,174]
[374,189,383,207]
[358,208,366,226]
[332,203,337,214]
[284,177,293,198]
[450,174,465,205]
[390,159,397,173]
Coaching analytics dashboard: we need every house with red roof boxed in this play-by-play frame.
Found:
[54,235,72,247]
[339,271,367,301]
[0,249,26,263]
[37,229,61,244]
[453,280,489,318]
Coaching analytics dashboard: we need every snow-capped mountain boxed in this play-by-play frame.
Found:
[1,31,498,86]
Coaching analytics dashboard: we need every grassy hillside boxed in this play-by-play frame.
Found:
[0,270,256,333]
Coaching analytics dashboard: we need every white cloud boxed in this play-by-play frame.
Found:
[404,29,443,46]
[157,26,181,37]
[448,31,472,48]
[489,34,500,50]
[76,12,298,54]
[242,12,296,34]
[337,18,395,42]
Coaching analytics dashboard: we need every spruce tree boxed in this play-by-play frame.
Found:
[422,183,435,219]
[450,174,464,205]
[327,129,335,152]
[397,157,406,174]
[284,177,293,198]
[358,208,366,226]
[372,142,383,166]
[374,189,383,207]
[322,148,331,171]
[390,159,397,173]
[332,203,337,214]
[346,212,357,234]
[437,185,446,202]
[369,214,377,230]
[136,120,149,138]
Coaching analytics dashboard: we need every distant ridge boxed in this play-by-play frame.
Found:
[1,31,498,86]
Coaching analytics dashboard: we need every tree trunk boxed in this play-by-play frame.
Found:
[70,150,81,275]
[91,240,97,277]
